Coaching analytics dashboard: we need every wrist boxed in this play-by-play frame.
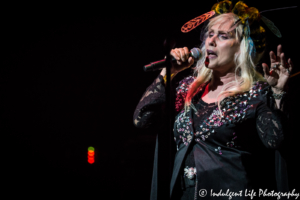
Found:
[271,87,284,94]
[271,87,286,100]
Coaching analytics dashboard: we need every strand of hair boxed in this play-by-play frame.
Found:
[260,6,297,14]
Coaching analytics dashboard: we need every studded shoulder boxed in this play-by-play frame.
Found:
[175,76,195,112]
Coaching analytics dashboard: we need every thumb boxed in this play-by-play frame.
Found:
[262,63,270,77]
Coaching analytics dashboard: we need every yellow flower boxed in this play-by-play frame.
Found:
[211,0,233,15]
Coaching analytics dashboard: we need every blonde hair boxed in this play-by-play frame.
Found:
[185,13,265,113]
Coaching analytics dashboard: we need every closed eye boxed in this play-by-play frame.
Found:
[208,31,230,39]
[208,31,214,38]
[219,34,229,39]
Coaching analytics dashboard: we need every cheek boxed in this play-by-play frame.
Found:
[220,43,239,58]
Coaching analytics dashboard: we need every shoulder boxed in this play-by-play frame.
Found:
[175,76,196,112]
[219,81,270,121]
[249,81,271,103]
[250,81,270,94]
[177,76,195,90]
[221,81,270,104]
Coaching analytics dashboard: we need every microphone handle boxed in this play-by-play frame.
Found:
[144,48,202,72]
[144,57,177,72]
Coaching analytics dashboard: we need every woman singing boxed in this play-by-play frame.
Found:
[133,1,293,199]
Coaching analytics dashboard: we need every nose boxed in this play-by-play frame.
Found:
[207,35,217,47]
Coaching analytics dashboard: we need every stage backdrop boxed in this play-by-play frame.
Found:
[2,1,298,198]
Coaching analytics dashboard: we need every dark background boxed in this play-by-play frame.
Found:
[2,1,299,199]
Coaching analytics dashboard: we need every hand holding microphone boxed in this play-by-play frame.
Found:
[170,47,196,74]
[144,47,202,73]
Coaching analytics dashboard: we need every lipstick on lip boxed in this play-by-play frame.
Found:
[207,50,217,59]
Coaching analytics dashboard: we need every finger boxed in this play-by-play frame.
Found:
[277,45,282,62]
[183,47,189,61]
[170,49,181,60]
[288,58,293,73]
[262,63,270,77]
[280,53,287,68]
[177,60,182,65]
[179,48,186,62]
[188,57,195,66]
[270,51,277,64]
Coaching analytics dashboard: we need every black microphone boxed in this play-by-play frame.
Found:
[143,48,202,72]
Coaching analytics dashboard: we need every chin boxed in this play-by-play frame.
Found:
[206,62,218,69]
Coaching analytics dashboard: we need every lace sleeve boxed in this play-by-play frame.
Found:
[133,75,195,129]
[255,83,287,149]
[133,75,166,128]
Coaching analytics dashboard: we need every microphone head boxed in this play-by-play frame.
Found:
[190,48,202,60]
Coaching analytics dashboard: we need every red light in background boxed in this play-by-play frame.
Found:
[88,158,94,164]
[88,150,94,156]
[88,147,95,164]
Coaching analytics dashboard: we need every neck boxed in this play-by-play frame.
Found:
[209,70,236,91]
[201,69,237,102]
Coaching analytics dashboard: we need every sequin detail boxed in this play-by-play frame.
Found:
[175,76,195,112]
[175,108,193,146]
[195,82,261,142]
[227,132,238,148]
[201,83,264,149]
[184,166,197,180]
[175,81,267,149]
[215,146,222,155]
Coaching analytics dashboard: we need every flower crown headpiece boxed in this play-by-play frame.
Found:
[181,0,295,54]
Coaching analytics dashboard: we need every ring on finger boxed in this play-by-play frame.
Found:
[272,63,281,69]
[286,68,291,75]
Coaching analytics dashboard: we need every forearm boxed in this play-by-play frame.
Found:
[256,103,286,149]
[133,75,166,128]
[274,99,282,111]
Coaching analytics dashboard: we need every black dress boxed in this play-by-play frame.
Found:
[133,75,289,200]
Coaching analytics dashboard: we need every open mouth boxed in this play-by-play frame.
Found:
[207,50,217,58]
